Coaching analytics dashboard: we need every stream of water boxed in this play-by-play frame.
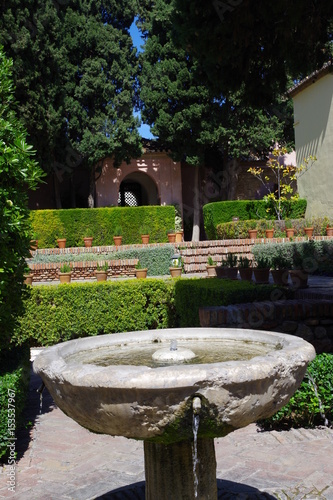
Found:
[192,413,200,498]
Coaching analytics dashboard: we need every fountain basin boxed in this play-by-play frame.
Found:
[33,328,315,444]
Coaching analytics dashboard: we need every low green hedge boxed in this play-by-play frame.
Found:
[13,278,286,346]
[30,206,175,248]
[29,245,175,276]
[203,199,307,239]
[258,353,333,429]
[173,278,292,327]
[0,345,30,460]
[252,240,333,273]
[216,216,333,240]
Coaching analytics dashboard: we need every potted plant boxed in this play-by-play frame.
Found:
[248,223,258,240]
[270,252,290,286]
[224,253,238,280]
[167,229,176,243]
[83,237,93,248]
[174,205,183,242]
[59,263,72,283]
[24,267,33,285]
[206,256,217,277]
[95,262,108,282]
[265,221,274,239]
[238,256,252,281]
[326,224,333,237]
[140,225,150,244]
[113,226,123,246]
[169,254,182,277]
[135,261,148,279]
[289,249,308,289]
[253,255,270,284]
[57,238,66,249]
[285,220,295,238]
[304,220,314,238]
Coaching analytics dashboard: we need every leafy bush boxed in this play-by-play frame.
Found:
[258,353,333,429]
[174,278,292,327]
[252,240,333,273]
[0,345,30,460]
[29,206,175,248]
[13,280,176,346]
[203,199,307,239]
[29,245,175,276]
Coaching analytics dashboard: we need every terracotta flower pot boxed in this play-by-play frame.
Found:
[248,229,258,240]
[326,227,333,237]
[225,267,239,280]
[136,268,148,279]
[169,267,182,277]
[239,268,253,281]
[95,271,107,282]
[113,236,122,247]
[59,272,72,283]
[289,270,308,289]
[57,238,66,249]
[271,269,289,286]
[206,265,217,277]
[141,234,150,244]
[30,239,38,251]
[253,268,270,284]
[167,233,176,243]
[304,227,314,238]
[175,231,183,242]
[265,229,274,239]
[285,228,295,238]
[215,266,227,279]
[84,237,93,248]
[24,274,33,285]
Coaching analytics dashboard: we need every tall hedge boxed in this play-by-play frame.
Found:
[29,206,175,248]
[203,199,307,240]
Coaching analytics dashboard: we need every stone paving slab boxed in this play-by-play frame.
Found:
[0,366,332,500]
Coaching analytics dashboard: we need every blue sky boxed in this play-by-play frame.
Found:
[130,21,154,139]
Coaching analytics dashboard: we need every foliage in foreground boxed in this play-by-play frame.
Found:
[0,345,30,460]
[258,353,333,430]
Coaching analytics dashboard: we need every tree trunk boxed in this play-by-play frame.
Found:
[191,163,200,242]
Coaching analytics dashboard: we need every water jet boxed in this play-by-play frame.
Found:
[33,327,315,499]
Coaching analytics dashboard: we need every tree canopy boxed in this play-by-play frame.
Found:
[0,0,142,206]
[173,0,333,103]
[0,46,44,352]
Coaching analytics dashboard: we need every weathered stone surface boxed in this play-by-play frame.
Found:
[33,328,315,442]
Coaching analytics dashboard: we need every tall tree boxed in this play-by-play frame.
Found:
[138,0,294,240]
[0,0,142,207]
[0,46,44,353]
[173,0,333,103]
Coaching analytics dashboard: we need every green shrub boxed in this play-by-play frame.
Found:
[252,240,333,274]
[0,345,30,460]
[203,199,307,239]
[29,245,175,276]
[174,278,292,327]
[258,353,333,429]
[29,206,175,248]
[13,280,176,346]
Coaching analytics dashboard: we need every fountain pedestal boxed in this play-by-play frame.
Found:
[144,438,217,500]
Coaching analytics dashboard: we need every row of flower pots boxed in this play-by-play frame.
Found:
[209,265,308,288]
[248,225,333,240]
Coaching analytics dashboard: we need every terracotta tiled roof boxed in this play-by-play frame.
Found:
[288,60,333,97]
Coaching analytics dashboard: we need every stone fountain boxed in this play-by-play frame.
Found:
[33,327,315,499]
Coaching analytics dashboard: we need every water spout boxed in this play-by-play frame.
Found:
[170,340,178,351]
[192,396,201,415]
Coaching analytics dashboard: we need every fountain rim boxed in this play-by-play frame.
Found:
[33,327,316,390]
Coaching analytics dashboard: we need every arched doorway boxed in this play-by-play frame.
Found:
[118,172,159,206]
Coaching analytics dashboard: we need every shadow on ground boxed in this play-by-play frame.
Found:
[96,480,277,499]
[15,365,54,461]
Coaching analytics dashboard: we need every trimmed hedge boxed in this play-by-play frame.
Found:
[203,199,307,239]
[12,278,287,346]
[29,245,175,276]
[0,345,30,460]
[216,216,333,240]
[252,240,333,273]
[30,206,175,248]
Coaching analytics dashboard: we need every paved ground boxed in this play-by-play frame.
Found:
[1,275,333,499]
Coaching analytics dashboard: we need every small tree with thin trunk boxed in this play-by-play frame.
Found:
[248,147,316,220]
